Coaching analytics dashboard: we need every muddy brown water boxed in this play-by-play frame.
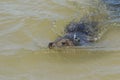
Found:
[0,0,120,80]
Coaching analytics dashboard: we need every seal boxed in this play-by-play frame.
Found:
[48,19,100,49]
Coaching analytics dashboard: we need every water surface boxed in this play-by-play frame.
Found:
[0,0,120,80]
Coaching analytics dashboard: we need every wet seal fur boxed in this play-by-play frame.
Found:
[48,19,101,49]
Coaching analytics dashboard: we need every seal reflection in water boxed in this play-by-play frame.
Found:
[48,19,100,49]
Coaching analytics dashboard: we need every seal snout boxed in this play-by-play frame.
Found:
[48,42,55,49]
[48,38,74,49]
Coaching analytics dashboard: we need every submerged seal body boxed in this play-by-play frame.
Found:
[48,20,100,49]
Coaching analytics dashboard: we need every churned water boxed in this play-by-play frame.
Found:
[0,0,120,80]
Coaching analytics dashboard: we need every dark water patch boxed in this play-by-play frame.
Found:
[102,0,120,22]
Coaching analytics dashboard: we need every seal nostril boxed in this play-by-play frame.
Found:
[48,42,53,49]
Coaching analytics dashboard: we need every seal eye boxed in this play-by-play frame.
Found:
[74,37,80,42]
[73,33,80,42]
[74,37,77,40]
[62,42,66,45]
